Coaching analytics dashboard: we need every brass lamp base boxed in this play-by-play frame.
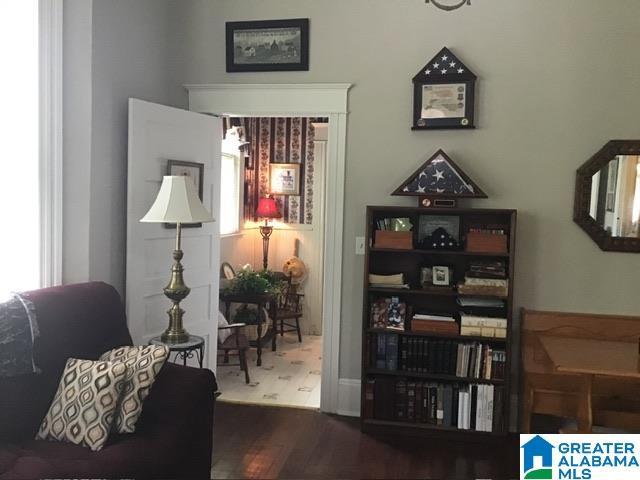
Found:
[161,240,191,344]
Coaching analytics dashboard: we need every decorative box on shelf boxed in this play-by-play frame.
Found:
[374,230,413,249]
[465,231,508,253]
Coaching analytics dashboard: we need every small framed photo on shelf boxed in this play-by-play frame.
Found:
[165,160,204,229]
[420,266,433,288]
[432,265,451,286]
[270,163,301,195]
[226,18,309,72]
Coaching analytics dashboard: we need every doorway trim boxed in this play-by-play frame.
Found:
[186,83,351,414]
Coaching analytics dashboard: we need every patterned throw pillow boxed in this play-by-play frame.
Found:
[36,358,128,451]
[99,345,169,433]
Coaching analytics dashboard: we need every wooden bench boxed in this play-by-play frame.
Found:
[521,309,640,432]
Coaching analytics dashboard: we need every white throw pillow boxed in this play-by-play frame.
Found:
[36,358,128,451]
[99,345,169,433]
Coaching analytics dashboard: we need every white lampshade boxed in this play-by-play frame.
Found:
[141,175,215,224]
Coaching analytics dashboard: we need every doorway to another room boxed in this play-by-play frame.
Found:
[216,117,328,410]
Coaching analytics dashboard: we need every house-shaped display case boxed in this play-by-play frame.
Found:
[412,47,477,130]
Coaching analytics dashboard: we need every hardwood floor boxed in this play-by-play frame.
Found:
[212,402,519,479]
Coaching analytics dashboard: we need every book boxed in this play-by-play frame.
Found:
[364,379,375,419]
[370,298,389,328]
[394,379,407,421]
[385,334,399,371]
[436,384,444,425]
[375,333,386,369]
[411,319,459,334]
[373,377,395,420]
[412,313,456,322]
[443,384,453,427]
[387,297,406,330]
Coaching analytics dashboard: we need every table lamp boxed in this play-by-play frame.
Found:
[255,196,282,270]
[141,175,215,343]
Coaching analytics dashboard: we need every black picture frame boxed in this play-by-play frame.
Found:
[412,47,477,130]
[226,18,309,72]
[165,160,205,229]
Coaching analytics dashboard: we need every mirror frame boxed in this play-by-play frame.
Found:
[573,140,640,252]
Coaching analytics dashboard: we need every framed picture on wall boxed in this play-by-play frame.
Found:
[165,159,204,229]
[226,18,310,72]
[270,163,301,195]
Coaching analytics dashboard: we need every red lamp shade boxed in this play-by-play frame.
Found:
[255,197,281,219]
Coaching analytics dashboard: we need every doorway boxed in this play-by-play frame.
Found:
[187,83,351,413]
[216,117,327,409]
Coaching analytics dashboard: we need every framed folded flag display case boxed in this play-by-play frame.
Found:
[412,47,477,130]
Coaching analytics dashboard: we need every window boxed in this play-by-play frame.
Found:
[0,0,40,299]
[0,0,62,300]
[219,153,243,235]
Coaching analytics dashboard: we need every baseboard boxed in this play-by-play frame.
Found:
[337,378,361,417]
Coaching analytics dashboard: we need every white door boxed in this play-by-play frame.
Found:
[126,99,221,371]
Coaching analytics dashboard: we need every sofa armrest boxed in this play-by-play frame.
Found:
[134,362,217,478]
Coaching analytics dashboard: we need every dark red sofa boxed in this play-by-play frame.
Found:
[0,282,217,479]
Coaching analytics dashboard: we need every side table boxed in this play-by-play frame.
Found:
[149,335,205,368]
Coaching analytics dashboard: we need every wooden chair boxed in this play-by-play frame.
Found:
[521,309,640,433]
[274,275,304,342]
[217,322,250,384]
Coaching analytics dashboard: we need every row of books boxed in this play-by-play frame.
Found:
[372,333,506,380]
[364,378,506,432]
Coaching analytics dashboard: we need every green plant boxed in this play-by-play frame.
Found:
[223,266,285,296]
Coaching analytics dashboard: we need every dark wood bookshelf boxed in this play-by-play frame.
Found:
[361,205,517,438]
[365,368,505,385]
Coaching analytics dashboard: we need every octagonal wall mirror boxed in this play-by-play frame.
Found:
[574,140,640,252]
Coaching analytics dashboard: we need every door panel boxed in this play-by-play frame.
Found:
[127,99,221,370]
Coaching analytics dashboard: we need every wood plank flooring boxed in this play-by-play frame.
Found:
[212,402,519,479]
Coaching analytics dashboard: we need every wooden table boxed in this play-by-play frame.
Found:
[220,292,277,367]
[538,335,640,432]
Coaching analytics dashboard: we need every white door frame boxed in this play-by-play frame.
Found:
[186,83,351,414]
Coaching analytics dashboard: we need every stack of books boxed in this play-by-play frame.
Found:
[372,333,399,371]
[364,378,506,432]
[460,315,507,338]
[410,312,458,334]
[457,260,509,297]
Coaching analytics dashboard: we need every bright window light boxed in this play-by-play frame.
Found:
[0,0,40,299]
[220,153,242,235]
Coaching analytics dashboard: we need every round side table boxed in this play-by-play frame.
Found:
[149,335,205,368]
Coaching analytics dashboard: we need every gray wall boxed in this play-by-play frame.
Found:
[64,0,640,382]
[176,0,640,380]
[63,0,188,294]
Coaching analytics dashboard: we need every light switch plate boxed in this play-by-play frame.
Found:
[355,236,365,255]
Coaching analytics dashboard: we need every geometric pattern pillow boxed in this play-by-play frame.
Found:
[99,345,169,433]
[36,358,128,451]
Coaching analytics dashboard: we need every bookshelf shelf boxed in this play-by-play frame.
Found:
[365,368,505,385]
[370,247,510,258]
[368,286,508,300]
[362,419,506,437]
[361,205,517,438]
[366,328,507,344]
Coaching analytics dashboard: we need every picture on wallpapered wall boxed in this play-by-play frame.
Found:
[270,163,301,196]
